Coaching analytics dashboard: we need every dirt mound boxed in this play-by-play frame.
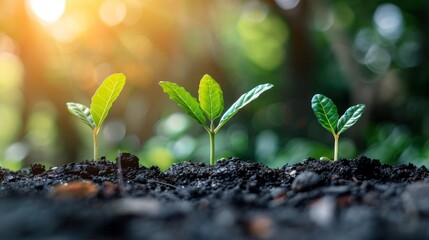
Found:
[0,155,428,239]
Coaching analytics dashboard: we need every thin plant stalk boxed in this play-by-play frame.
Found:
[93,128,99,161]
[334,133,339,161]
[208,123,216,165]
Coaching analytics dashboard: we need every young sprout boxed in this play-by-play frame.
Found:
[66,73,126,161]
[311,94,365,161]
[160,74,273,165]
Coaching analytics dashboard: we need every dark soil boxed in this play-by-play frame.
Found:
[1,153,429,239]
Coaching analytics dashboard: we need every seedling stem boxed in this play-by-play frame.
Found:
[334,133,339,161]
[93,128,99,161]
[208,122,216,165]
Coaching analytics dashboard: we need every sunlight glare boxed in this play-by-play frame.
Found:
[50,13,86,43]
[99,0,127,26]
[27,0,66,23]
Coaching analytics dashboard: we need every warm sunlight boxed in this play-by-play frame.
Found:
[26,0,66,23]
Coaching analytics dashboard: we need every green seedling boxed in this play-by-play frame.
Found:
[66,73,126,161]
[311,94,365,161]
[160,74,273,165]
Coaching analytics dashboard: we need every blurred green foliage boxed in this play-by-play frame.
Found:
[0,0,429,170]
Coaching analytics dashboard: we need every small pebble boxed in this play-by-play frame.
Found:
[292,171,322,192]
[134,174,147,184]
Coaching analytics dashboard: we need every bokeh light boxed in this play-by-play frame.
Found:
[373,3,403,41]
[49,12,87,43]
[236,2,288,70]
[364,45,391,73]
[99,0,127,26]
[275,0,300,10]
[27,0,66,23]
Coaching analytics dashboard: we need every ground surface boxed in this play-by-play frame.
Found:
[1,153,429,239]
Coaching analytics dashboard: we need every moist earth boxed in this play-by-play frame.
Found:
[1,153,429,239]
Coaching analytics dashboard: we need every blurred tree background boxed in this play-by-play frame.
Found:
[0,0,428,170]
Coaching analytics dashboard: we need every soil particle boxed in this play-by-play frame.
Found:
[291,171,322,192]
[117,152,139,169]
[0,154,429,239]
[30,163,45,175]
[50,180,99,199]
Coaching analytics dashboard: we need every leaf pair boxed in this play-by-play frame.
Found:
[311,94,365,136]
[311,94,365,160]
[67,73,126,160]
[160,74,273,164]
[67,73,126,131]
[160,74,273,133]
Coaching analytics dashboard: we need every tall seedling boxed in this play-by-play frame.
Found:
[160,74,273,165]
[311,94,366,160]
[67,73,126,161]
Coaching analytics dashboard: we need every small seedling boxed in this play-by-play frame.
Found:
[160,74,273,165]
[66,73,126,161]
[311,94,365,161]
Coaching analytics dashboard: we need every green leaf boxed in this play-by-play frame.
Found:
[311,94,339,135]
[66,102,95,129]
[198,74,224,122]
[159,81,206,125]
[337,104,366,134]
[216,83,273,132]
[90,73,126,128]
